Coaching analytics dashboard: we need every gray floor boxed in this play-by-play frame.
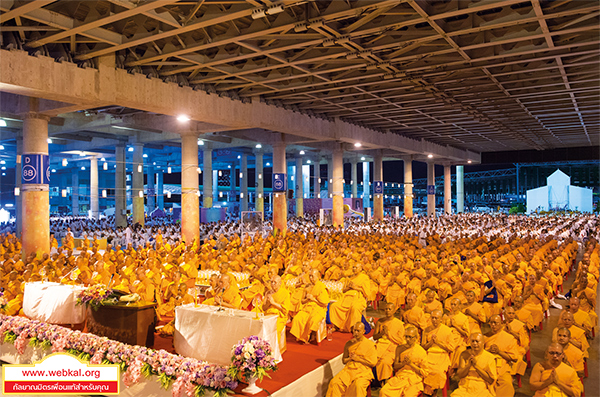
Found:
[368,248,599,397]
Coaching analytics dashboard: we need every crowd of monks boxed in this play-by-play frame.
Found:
[0,213,598,397]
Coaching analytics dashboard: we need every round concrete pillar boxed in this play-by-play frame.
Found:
[21,113,50,258]
[272,142,287,234]
[181,134,200,245]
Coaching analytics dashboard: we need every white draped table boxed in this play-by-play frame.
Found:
[23,282,86,324]
[174,304,282,366]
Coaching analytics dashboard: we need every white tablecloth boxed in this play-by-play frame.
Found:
[23,282,86,324]
[174,304,282,366]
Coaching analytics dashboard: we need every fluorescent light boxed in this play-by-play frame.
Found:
[138,191,143,198]
[167,191,171,198]
[5,203,12,207]
[428,154,433,158]
[299,150,305,155]
[51,169,56,173]
[307,160,311,164]
[102,190,107,198]
[266,5,284,14]
[251,9,266,19]
[79,151,85,156]
[1,167,5,170]
[0,145,3,150]
[0,120,6,127]
[240,193,244,198]
[0,160,4,164]
[468,160,472,164]
[266,162,271,166]
[258,173,262,179]
[81,166,85,170]
[177,115,190,122]
[47,138,52,144]
[128,147,134,152]
[255,144,262,149]
[167,166,172,174]
[138,165,142,173]
[228,165,231,169]
[103,162,108,170]
[354,142,362,147]
[197,167,202,174]
[198,140,204,146]
[14,187,20,196]
[143,154,148,158]
[219,170,222,177]
[239,172,243,178]
[61,189,66,197]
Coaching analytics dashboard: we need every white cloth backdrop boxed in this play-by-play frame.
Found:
[23,282,86,324]
[174,304,282,366]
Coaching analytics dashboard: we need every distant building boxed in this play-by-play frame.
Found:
[527,169,593,213]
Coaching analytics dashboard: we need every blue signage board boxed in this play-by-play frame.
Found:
[272,173,286,192]
[427,185,435,195]
[373,181,383,194]
[22,154,50,185]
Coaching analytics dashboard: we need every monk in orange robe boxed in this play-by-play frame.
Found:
[290,270,330,344]
[484,315,521,397]
[422,310,459,395]
[373,302,405,383]
[529,343,582,397]
[329,263,371,332]
[452,333,497,397]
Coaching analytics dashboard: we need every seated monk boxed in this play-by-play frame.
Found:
[484,315,522,397]
[529,343,583,397]
[403,293,429,331]
[290,270,330,344]
[329,263,371,333]
[514,296,536,331]
[422,289,443,315]
[203,274,219,302]
[503,306,529,377]
[205,274,242,310]
[379,326,428,397]
[422,310,459,396]
[451,333,497,397]
[551,312,589,359]
[557,297,592,337]
[240,267,266,310]
[556,327,585,378]
[326,322,377,397]
[462,290,486,335]
[373,302,406,384]
[260,275,291,352]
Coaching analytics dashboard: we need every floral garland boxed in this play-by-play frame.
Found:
[76,284,115,310]
[227,335,277,383]
[0,291,7,313]
[0,314,237,397]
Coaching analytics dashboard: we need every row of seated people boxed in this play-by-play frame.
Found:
[327,298,589,397]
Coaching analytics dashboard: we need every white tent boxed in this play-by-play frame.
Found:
[527,169,593,213]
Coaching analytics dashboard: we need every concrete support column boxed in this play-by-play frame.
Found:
[203,147,213,208]
[132,143,144,226]
[229,162,236,202]
[295,157,303,217]
[241,154,248,212]
[255,151,264,214]
[181,134,199,244]
[213,169,219,204]
[403,157,413,218]
[363,161,370,210]
[15,137,22,238]
[332,147,344,227]
[351,159,358,198]
[115,144,127,228]
[157,171,164,209]
[71,172,79,216]
[444,165,451,215]
[21,112,50,257]
[327,156,333,197]
[457,165,464,213]
[427,161,436,217]
[313,159,320,198]
[90,157,99,219]
[373,152,383,221]
[147,163,156,210]
[272,141,287,234]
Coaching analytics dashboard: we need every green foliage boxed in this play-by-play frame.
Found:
[28,337,40,348]
[158,372,175,390]
[4,331,16,344]
[141,363,154,379]
[509,203,526,214]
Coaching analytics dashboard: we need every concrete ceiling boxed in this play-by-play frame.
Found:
[0,0,598,160]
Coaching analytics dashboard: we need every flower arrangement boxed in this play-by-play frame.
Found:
[227,335,277,383]
[0,291,7,313]
[76,284,115,310]
[0,314,237,397]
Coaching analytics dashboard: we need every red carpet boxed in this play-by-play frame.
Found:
[151,322,372,396]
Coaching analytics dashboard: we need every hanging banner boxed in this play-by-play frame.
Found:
[22,153,50,185]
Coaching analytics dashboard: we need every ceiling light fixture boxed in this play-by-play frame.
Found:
[176,115,190,122]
